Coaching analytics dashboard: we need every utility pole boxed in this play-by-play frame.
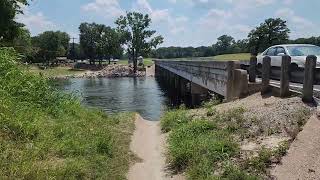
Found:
[71,37,77,62]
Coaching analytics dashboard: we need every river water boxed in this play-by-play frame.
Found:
[56,77,169,121]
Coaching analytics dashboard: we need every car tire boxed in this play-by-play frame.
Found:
[290,63,299,72]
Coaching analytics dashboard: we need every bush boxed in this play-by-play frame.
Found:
[0,48,135,179]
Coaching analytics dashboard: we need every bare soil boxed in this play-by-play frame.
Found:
[128,114,184,180]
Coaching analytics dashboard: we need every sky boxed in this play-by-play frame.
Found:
[16,0,320,47]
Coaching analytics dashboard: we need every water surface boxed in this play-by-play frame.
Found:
[57,77,167,120]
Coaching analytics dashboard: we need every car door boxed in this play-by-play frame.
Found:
[265,47,277,67]
[273,47,287,67]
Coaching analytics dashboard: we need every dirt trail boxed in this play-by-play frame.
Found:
[271,115,320,180]
[127,114,184,180]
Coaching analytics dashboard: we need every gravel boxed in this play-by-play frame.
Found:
[69,65,146,78]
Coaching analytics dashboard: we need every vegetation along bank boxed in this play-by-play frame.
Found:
[0,48,136,179]
[160,94,314,179]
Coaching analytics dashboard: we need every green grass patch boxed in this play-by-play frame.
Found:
[167,53,251,61]
[212,53,251,61]
[118,58,154,66]
[0,48,135,179]
[27,66,86,77]
[162,107,263,180]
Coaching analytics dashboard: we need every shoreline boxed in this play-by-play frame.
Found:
[51,64,155,79]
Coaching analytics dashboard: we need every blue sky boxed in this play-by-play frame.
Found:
[17,0,320,47]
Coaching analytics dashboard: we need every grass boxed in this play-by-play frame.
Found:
[0,48,136,179]
[167,53,251,61]
[161,106,262,180]
[27,66,86,78]
[161,102,295,179]
[118,58,154,66]
[212,53,251,61]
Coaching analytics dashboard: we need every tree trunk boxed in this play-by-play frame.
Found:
[133,56,137,74]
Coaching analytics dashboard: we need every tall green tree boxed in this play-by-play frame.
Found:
[12,28,34,61]
[0,0,29,45]
[32,31,70,64]
[248,18,290,54]
[214,35,235,55]
[115,12,163,73]
[79,23,123,65]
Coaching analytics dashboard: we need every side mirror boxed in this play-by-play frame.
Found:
[277,53,285,56]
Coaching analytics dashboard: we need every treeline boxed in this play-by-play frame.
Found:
[2,0,320,64]
[152,18,320,59]
[1,1,163,72]
[151,36,248,59]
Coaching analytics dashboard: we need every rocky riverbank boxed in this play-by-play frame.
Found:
[58,64,146,79]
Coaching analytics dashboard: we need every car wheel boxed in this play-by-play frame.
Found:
[290,63,299,72]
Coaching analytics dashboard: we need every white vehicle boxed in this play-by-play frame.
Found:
[257,44,320,69]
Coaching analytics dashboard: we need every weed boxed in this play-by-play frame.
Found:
[160,108,192,133]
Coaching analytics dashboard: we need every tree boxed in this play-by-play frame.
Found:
[32,31,70,64]
[115,12,163,73]
[67,43,85,60]
[0,0,29,45]
[12,28,34,61]
[248,18,290,54]
[79,23,123,65]
[214,35,235,54]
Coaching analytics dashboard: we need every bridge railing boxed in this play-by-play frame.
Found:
[244,55,318,103]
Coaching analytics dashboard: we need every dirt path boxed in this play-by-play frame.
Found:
[127,114,184,180]
[271,115,320,180]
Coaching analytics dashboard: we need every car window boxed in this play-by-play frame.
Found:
[276,47,286,55]
[287,46,320,56]
[266,48,276,56]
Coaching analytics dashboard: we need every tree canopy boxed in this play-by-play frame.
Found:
[0,0,29,45]
[32,31,70,64]
[115,12,163,72]
[79,23,123,64]
[248,18,290,54]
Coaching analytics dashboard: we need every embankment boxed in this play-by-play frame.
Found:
[160,93,315,179]
[0,48,136,179]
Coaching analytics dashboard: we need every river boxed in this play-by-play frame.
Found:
[56,77,169,121]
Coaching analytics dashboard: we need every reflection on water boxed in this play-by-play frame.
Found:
[56,77,167,121]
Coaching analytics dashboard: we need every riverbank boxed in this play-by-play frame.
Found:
[0,48,136,179]
[160,93,315,179]
[28,64,152,79]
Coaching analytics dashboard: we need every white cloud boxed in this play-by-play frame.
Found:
[275,8,316,38]
[133,0,170,23]
[16,5,57,35]
[81,0,124,19]
[275,8,314,28]
[133,0,188,35]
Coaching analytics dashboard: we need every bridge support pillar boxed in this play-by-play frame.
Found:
[190,82,209,106]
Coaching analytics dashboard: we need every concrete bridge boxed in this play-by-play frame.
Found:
[154,60,252,103]
[154,55,318,104]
